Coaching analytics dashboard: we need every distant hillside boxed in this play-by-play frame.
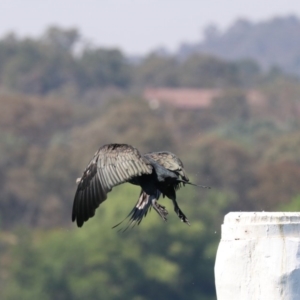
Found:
[178,15,300,75]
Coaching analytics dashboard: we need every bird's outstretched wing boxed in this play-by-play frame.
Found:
[72,144,152,227]
[144,151,189,181]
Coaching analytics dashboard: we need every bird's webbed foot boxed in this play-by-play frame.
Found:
[151,200,168,221]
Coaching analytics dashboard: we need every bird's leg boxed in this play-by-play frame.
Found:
[172,198,190,226]
[151,199,168,221]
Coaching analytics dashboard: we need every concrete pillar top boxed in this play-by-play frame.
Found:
[221,212,300,240]
[224,212,300,225]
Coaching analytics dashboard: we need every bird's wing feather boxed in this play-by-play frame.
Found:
[144,151,189,181]
[72,144,152,227]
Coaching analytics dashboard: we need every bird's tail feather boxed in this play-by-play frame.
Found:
[112,189,159,232]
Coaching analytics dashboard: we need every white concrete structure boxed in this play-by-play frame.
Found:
[215,212,300,300]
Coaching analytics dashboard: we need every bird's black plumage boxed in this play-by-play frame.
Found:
[72,143,206,228]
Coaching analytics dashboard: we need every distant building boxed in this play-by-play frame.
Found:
[144,88,221,109]
[143,88,265,109]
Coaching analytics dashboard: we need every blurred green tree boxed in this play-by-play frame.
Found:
[134,53,179,87]
[78,48,132,90]
[178,54,239,88]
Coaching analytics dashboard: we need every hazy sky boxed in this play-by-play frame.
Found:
[1,0,300,55]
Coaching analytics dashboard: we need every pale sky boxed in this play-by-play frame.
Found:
[0,0,300,55]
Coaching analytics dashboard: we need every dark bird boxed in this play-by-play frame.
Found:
[72,143,209,228]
